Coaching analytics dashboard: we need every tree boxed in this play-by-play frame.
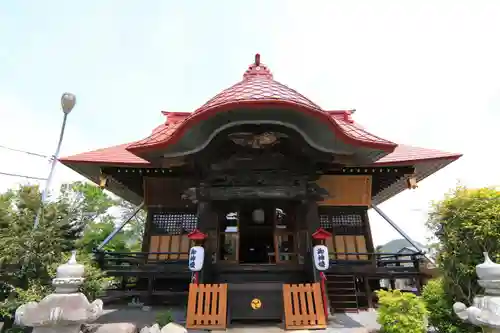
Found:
[78,217,130,253]
[423,186,500,333]
[0,181,141,325]
[56,181,118,243]
[0,184,76,285]
[0,181,142,286]
[118,199,146,252]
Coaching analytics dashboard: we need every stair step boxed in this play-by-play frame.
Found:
[331,305,359,308]
[333,309,360,313]
[326,280,356,284]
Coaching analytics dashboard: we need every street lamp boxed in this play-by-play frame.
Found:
[33,93,76,229]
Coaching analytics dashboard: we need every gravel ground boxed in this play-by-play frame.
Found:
[96,306,383,332]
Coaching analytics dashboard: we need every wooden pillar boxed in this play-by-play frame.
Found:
[296,202,311,281]
[363,210,377,267]
[413,254,423,295]
[147,276,154,305]
[305,200,321,282]
[415,277,422,295]
[196,201,215,283]
[364,277,373,308]
[141,208,153,255]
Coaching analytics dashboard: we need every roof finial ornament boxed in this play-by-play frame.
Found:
[243,53,273,80]
[255,53,261,66]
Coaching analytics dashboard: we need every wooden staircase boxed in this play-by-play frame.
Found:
[326,274,360,313]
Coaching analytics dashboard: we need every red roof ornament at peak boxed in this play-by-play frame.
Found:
[243,53,273,80]
[312,228,333,240]
[188,229,208,241]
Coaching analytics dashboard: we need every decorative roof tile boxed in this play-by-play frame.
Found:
[328,111,396,147]
[193,54,322,114]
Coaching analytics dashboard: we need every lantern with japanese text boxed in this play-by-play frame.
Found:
[313,245,329,271]
[188,246,205,272]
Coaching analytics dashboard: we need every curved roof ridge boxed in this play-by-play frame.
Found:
[126,54,396,154]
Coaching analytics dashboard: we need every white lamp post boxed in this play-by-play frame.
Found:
[33,93,76,229]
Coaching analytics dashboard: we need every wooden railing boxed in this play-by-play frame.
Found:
[283,283,327,329]
[93,250,190,275]
[328,252,423,270]
[186,283,228,330]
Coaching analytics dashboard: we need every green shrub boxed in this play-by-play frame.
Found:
[422,278,478,333]
[0,279,51,319]
[376,289,427,333]
[425,186,499,333]
[156,309,175,327]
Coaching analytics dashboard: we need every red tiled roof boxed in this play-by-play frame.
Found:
[59,139,461,206]
[374,144,462,165]
[59,143,150,166]
[127,55,397,153]
[193,60,322,114]
[59,139,460,167]
[328,111,395,147]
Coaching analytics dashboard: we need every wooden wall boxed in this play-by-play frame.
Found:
[143,177,195,208]
[142,177,198,260]
[326,235,368,260]
[316,175,372,206]
[318,207,373,261]
[144,210,197,261]
[148,234,192,260]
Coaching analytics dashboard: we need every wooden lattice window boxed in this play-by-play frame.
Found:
[151,212,198,235]
[319,215,333,229]
[318,208,365,235]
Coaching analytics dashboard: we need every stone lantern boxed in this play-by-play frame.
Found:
[14,251,104,333]
[454,252,500,332]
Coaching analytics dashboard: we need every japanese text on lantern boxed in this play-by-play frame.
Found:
[188,246,204,272]
[313,245,329,271]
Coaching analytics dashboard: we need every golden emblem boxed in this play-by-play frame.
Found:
[250,298,262,310]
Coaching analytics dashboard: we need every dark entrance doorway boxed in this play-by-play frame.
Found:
[239,206,275,264]
[215,200,303,266]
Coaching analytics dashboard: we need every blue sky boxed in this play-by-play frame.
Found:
[0,1,499,245]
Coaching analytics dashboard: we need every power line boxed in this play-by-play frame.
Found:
[0,144,49,159]
[0,171,47,181]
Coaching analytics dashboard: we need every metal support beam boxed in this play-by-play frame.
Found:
[371,204,435,265]
[96,202,145,251]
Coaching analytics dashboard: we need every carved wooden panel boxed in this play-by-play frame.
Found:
[143,177,195,208]
[316,175,372,206]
